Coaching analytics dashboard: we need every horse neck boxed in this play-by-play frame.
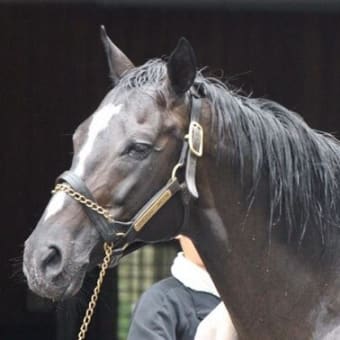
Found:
[185,150,340,340]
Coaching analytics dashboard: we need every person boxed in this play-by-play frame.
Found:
[127,235,237,340]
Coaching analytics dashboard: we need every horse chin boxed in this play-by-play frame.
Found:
[61,270,87,300]
[25,264,87,301]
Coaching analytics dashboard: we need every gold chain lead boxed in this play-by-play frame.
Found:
[77,242,114,340]
[51,183,115,340]
[52,183,113,222]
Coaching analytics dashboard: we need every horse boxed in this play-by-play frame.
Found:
[23,26,340,339]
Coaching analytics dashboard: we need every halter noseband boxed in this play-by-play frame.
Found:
[52,95,203,254]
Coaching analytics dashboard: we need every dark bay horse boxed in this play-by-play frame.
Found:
[23,27,340,339]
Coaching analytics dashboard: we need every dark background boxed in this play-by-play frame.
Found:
[1,2,340,339]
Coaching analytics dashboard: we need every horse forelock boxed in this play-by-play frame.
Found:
[113,59,168,108]
[119,59,167,89]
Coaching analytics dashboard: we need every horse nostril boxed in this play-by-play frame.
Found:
[41,246,62,274]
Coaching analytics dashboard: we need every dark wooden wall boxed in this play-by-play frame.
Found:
[1,4,340,339]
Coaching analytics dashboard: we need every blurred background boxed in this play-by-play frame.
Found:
[1,1,340,339]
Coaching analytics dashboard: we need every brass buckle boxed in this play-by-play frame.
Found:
[186,121,203,157]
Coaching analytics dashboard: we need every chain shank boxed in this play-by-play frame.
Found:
[53,183,113,222]
[77,242,114,340]
[52,184,114,340]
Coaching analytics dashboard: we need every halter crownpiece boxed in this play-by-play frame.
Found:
[185,95,203,198]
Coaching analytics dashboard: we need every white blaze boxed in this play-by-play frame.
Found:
[43,103,122,222]
[43,192,67,221]
[74,103,122,177]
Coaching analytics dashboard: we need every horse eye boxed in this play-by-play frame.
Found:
[126,142,152,160]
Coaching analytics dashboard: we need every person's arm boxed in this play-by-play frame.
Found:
[127,283,178,340]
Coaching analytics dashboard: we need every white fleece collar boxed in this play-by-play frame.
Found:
[171,252,220,297]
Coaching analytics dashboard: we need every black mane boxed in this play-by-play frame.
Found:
[119,59,340,246]
[199,76,340,246]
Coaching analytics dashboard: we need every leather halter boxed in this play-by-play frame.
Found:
[53,95,203,254]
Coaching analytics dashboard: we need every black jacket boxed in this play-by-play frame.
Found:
[127,277,220,340]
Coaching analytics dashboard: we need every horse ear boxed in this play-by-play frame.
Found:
[167,37,197,96]
[100,25,134,85]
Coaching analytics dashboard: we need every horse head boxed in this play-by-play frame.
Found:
[23,27,201,300]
